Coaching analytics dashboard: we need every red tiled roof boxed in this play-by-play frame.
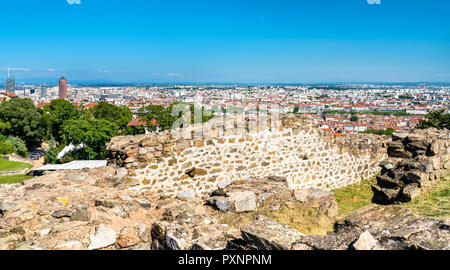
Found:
[1,92,18,98]
[127,117,159,127]
[84,103,98,109]
[37,102,50,108]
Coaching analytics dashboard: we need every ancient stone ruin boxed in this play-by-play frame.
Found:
[372,129,450,204]
[106,114,388,196]
[1,114,449,250]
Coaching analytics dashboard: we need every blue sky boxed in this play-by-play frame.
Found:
[1,0,450,83]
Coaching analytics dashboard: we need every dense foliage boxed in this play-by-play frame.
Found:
[0,140,15,156]
[0,98,49,144]
[92,101,133,133]
[4,136,28,157]
[138,103,214,131]
[44,99,80,140]
[416,110,450,130]
[361,128,395,136]
[60,118,119,160]
[0,99,215,163]
[350,115,359,122]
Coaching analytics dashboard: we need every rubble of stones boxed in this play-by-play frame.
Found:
[372,129,450,204]
[1,167,449,250]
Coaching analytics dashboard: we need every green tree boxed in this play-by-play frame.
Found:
[0,98,46,144]
[138,102,215,132]
[125,126,146,135]
[138,104,177,131]
[44,99,80,140]
[416,110,450,130]
[350,115,359,122]
[0,120,11,134]
[60,119,119,160]
[362,128,395,136]
[92,102,133,132]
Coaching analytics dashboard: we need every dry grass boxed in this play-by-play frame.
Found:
[218,173,450,237]
[218,196,335,236]
[262,205,334,235]
[401,174,450,219]
[333,177,377,219]
[332,174,450,220]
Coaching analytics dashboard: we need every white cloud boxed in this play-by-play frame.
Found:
[3,67,30,72]
[48,68,56,72]
[367,0,381,5]
[67,0,81,4]
[168,73,183,77]
[98,70,112,73]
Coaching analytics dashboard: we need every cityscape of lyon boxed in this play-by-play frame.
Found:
[0,0,449,263]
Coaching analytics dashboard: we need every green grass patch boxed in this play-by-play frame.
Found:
[0,174,33,184]
[333,178,377,219]
[0,158,32,171]
[401,175,450,219]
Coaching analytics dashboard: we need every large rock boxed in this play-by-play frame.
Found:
[113,206,130,218]
[351,231,382,250]
[376,174,404,189]
[64,172,88,182]
[404,171,429,187]
[53,241,84,250]
[371,185,399,204]
[400,183,421,202]
[207,196,231,212]
[0,201,17,214]
[176,190,195,200]
[51,209,72,219]
[335,204,450,250]
[151,219,234,250]
[373,129,450,205]
[117,226,141,248]
[71,205,91,221]
[230,191,257,213]
[387,141,412,159]
[88,225,117,250]
[240,215,304,250]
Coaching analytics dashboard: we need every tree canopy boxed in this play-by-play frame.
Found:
[44,99,80,140]
[92,101,133,132]
[416,110,449,130]
[138,103,214,131]
[350,115,359,122]
[0,98,48,144]
[60,118,119,159]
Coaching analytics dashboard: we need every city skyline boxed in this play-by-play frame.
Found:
[1,0,450,83]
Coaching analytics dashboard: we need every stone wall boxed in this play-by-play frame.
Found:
[106,114,388,197]
[372,129,450,204]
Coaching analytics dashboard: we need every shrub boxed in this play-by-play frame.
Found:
[5,136,28,157]
[0,141,15,156]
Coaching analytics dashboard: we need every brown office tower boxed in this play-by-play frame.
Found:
[59,77,68,99]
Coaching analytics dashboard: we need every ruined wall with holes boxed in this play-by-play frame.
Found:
[106,114,389,196]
